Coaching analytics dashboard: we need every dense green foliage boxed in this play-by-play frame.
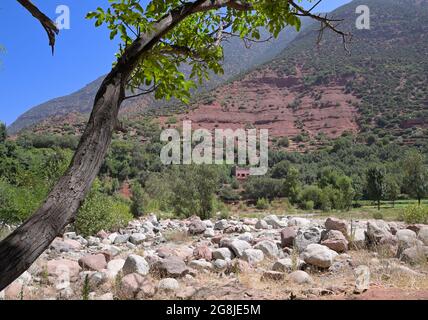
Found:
[75,181,133,237]
[402,150,428,204]
[399,205,428,224]
[2,117,428,233]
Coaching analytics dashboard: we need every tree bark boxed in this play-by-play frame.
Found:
[17,0,59,53]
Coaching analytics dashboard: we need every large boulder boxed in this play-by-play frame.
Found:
[280,227,297,248]
[46,259,81,280]
[288,270,312,284]
[272,258,304,272]
[349,228,366,249]
[151,257,189,278]
[188,259,213,271]
[325,217,348,237]
[50,238,81,253]
[129,233,146,245]
[263,215,286,229]
[253,240,279,258]
[120,273,155,299]
[214,219,229,230]
[188,220,207,235]
[255,219,269,230]
[193,245,213,261]
[366,220,392,244]
[122,254,150,276]
[354,265,370,293]
[241,249,264,265]
[212,248,234,260]
[321,230,348,253]
[418,226,428,246]
[203,228,216,238]
[213,259,229,272]
[227,239,252,258]
[78,254,107,272]
[301,244,338,268]
[400,246,428,265]
[396,229,419,255]
[294,227,322,253]
[106,259,125,279]
[158,278,180,292]
[113,234,130,244]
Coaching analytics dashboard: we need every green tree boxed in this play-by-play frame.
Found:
[130,181,147,217]
[336,176,355,211]
[366,165,386,210]
[171,165,219,219]
[0,122,6,144]
[384,174,400,208]
[402,150,428,205]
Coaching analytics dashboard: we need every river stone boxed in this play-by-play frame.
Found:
[228,239,251,258]
[288,270,312,284]
[158,278,179,292]
[321,230,349,253]
[301,244,338,268]
[354,265,370,293]
[325,217,348,237]
[280,227,297,248]
[255,219,269,230]
[212,248,234,260]
[418,227,428,246]
[254,240,279,258]
[188,220,207,235]
[295,227,322,253]
[129,233,146,245]
[152,256,189,278]
[241,249,264,265]
[122,254,150,276]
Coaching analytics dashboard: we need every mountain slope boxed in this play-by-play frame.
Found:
[157,0,428,147]
[8,25,304,134]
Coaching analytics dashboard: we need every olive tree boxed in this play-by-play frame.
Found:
[0,0,347,290]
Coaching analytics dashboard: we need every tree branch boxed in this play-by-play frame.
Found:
[17,0,59,54]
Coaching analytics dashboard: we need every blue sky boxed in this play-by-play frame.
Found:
[0,0,351,126]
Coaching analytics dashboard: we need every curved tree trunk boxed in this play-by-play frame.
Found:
[0,72,125,290]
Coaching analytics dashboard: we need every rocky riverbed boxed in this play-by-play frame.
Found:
[1,214,428,300]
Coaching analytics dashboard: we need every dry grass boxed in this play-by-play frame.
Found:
[163,230,192,244]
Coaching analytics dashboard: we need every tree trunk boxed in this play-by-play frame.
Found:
[0,72,125,290]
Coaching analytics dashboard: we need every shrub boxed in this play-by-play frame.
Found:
[0,179,48,224]
[302,200,314,210]
[170,165,220,220]
[256,198,270,210]
[399,205,428,224]
[75,190,133,236]
[277,137,290,148]
[244,177,283,200]
[130,181,148,217]
[299,185,323,209]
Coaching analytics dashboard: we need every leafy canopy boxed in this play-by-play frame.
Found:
[86,0,308,103]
